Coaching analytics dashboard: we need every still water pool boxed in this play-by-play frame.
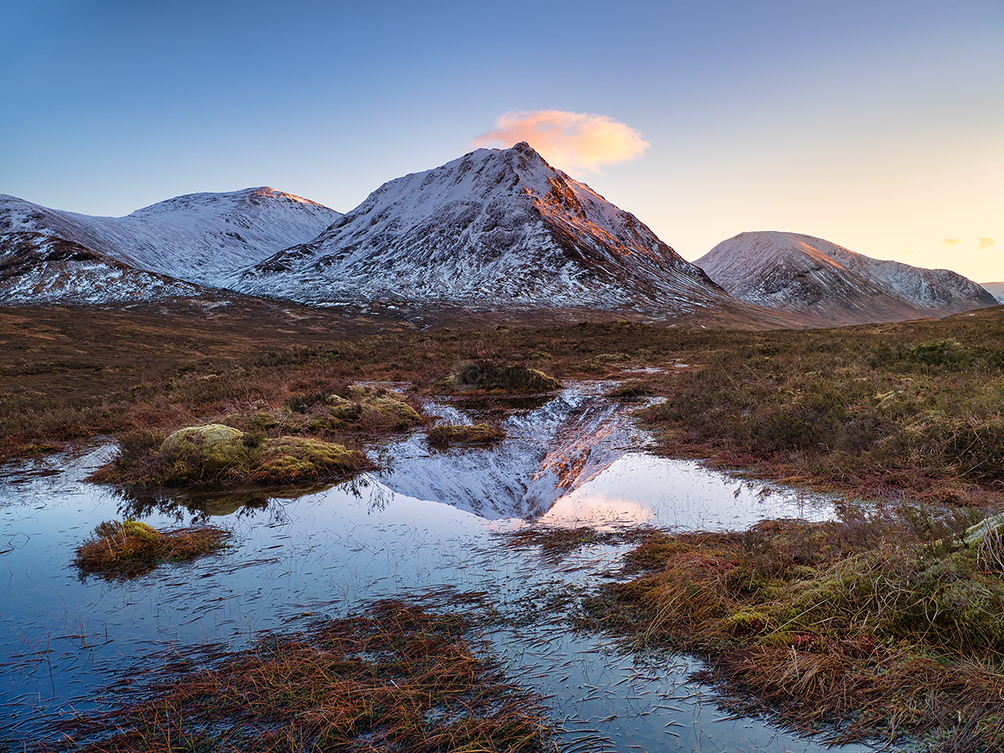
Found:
[0,384,877,751]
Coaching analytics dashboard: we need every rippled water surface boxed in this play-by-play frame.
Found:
[0,385,875,751]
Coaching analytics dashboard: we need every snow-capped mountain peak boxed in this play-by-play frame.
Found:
[0,188,342,303]
[696,231,996,324]
[238,142,725,314]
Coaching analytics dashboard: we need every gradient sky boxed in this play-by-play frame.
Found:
[2,0,1002,280]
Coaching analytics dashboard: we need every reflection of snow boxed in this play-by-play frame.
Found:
[375,386,647,520]
[374,385,834,528]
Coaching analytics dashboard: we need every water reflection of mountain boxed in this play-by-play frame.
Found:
[113,387,646,524]
[374,388,646,521]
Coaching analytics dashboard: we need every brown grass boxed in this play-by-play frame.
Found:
[502,526,651,562]
[427,423,507,448]
[73,520,229,579]
[44,599,557,753]
[4,301,1004,509]
[583,507,1004,750]
[442,360,562,393]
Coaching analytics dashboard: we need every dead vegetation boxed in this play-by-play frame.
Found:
[502,526,651,562]
[442,360,562,394]
[604,380,654,398]
[73,519,229,579]
[583,507,1004,750]
[44,599,557,753]
[3,302,1004,508]
[427,423,507,448]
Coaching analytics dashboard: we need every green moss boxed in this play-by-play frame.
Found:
[280,385,424,433]
[723,609,770,636]
[160,424,246,480]
[254,436,366,483]
[102,423,369,489]
[121,520,162,542]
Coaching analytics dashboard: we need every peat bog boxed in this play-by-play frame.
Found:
[2,302,1003,751]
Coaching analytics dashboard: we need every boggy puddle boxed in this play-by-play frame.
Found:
[0,383,879,751]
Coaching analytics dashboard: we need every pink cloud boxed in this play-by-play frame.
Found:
[473,110,649,171]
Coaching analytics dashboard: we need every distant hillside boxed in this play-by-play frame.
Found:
[696,231,996,325]
[980,282,1004,303]
[0,188,340,303]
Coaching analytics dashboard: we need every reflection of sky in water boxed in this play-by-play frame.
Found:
[0,386,875,751]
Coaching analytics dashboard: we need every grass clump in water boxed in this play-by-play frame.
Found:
[584,508,1004,751]
[427,423,506,448]
[73,519,228,579]
[46,599,557,753]
[605,380,654,399]
[443,360,562,394]
[503,526,651,562]
[93,423,370,488]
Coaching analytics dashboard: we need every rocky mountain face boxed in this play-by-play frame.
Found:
[237,143,730,316]
[0,188,341,303]
[695,231,997,325]
[980,282,1004,304]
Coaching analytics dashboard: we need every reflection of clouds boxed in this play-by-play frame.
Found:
[540,490,654,529]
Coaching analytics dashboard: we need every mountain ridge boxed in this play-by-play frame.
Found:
[237,142,730,316]
[0,188,341,303]
[695,231,996,325]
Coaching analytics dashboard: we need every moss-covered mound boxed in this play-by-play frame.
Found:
[96,424,369,488]
[443,360,562,394]
[426,423,506,448]
[250,384,424,436]
[324,385,423,431]
[74,519,228,579]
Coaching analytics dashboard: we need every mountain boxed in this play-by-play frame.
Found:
[0,188,341,303]
[0,232,201,304]
[237,143,730,316]
[696,231,997,325]
[981,282,1004,304]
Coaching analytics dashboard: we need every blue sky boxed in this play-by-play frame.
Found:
[2,0,1002,279]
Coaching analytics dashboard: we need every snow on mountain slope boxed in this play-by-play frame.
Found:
[0,232,201,304]
[980,282,1004,304]
[238,143,728,314]
[0,188,341,294]
[696,231,997,324]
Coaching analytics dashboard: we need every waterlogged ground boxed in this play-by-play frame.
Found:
[0,384,879,751]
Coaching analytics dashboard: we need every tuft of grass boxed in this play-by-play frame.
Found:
[605,380,654,398]
[275,384,425,435]
[502,526,651,562]
[583,508,1004,750]
[44,599,558,753]
[73,519,229,579]
[92,424,371,488]
[443,360,562,394]
[427,423,506,448]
